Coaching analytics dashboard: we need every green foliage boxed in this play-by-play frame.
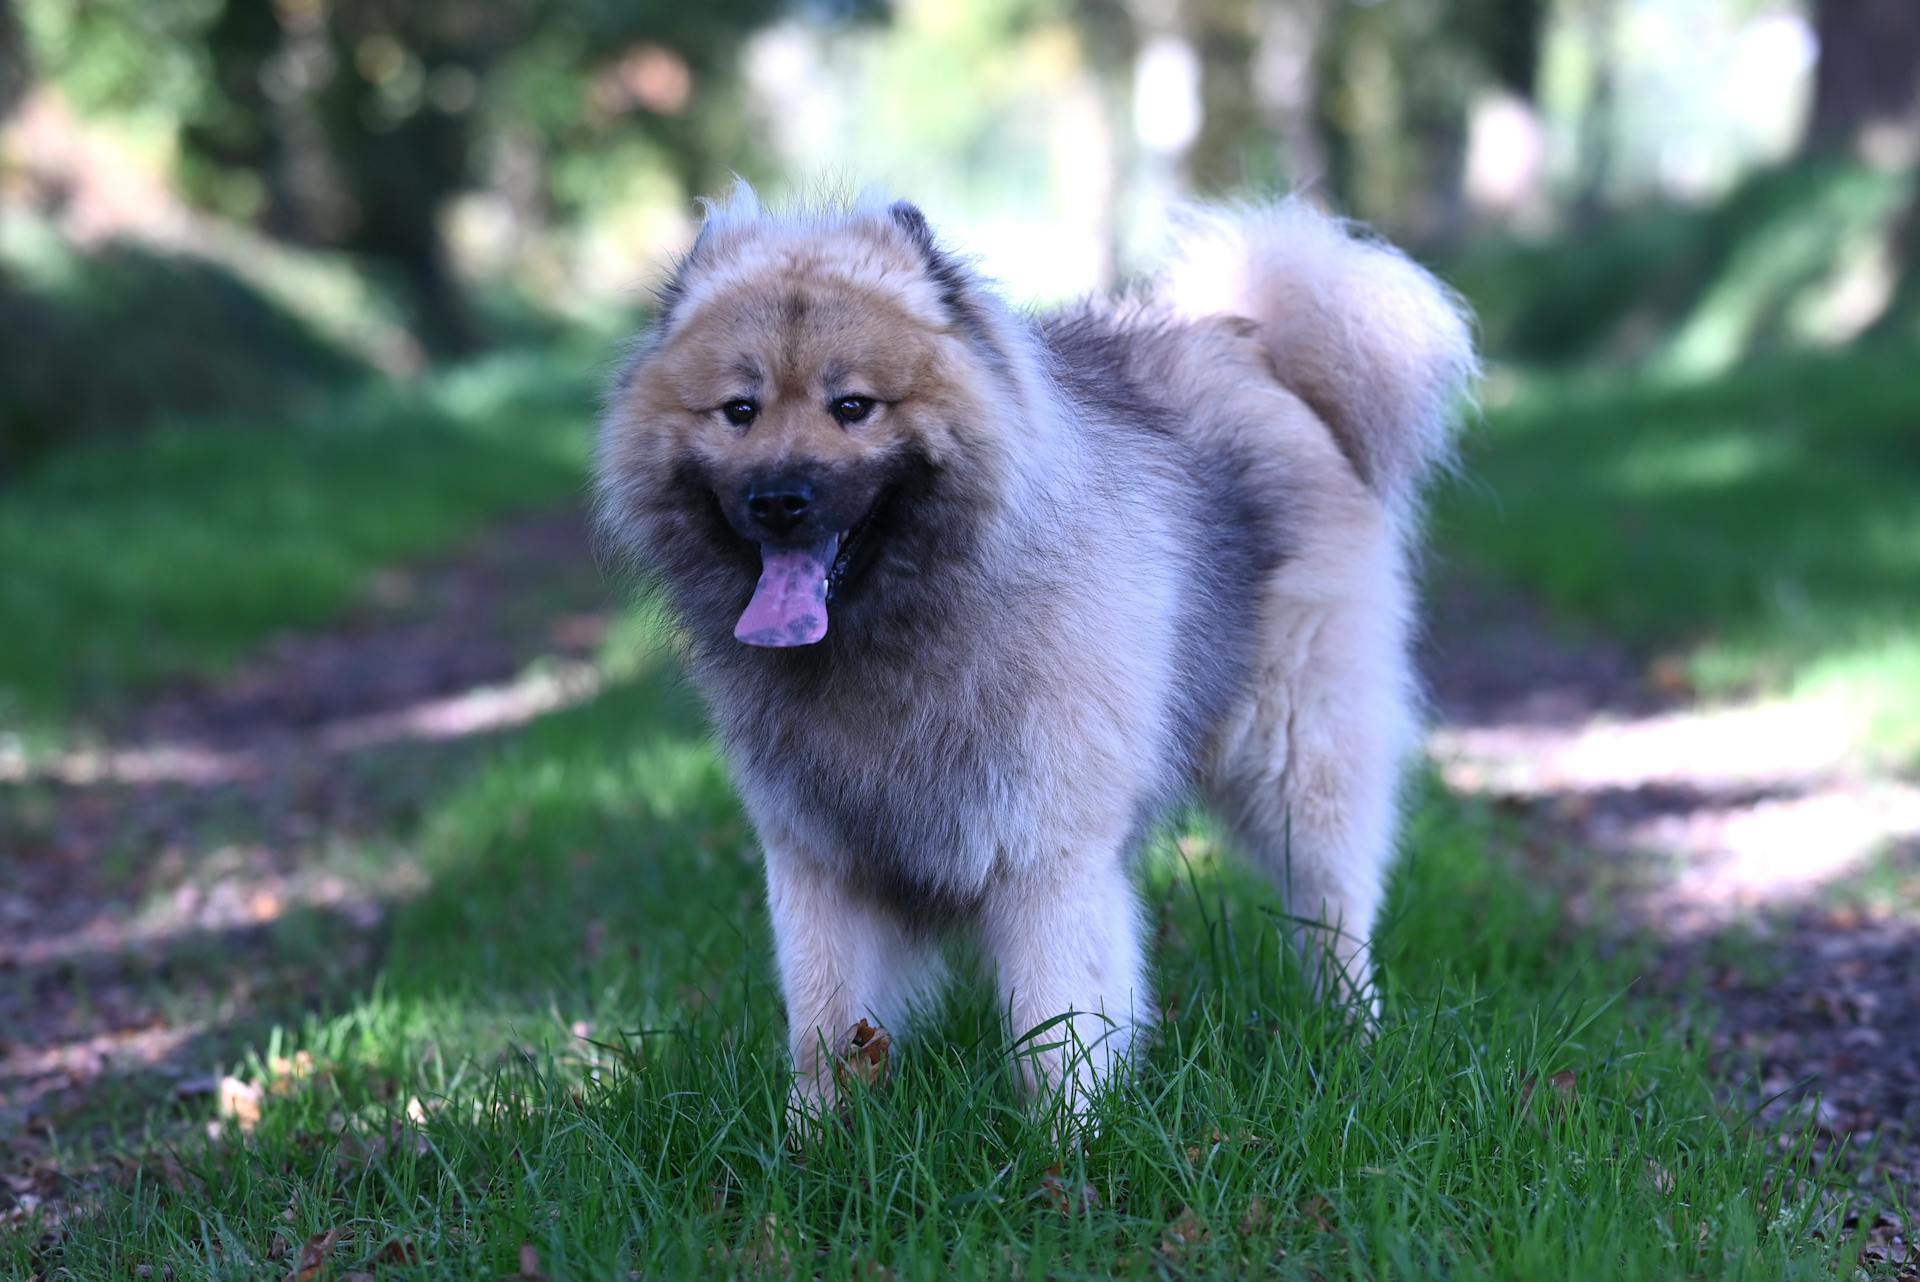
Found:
[18,0,217,119]
[1454,161,1917,370]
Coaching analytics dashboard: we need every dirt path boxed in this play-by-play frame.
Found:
[1423,568,1920,1211]
[0,511,613,1222]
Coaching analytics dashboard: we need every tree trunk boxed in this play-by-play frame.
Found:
[0,0,27,120]
[1806,0,1920,155]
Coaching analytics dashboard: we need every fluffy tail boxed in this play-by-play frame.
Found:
[1156,199,1478,507]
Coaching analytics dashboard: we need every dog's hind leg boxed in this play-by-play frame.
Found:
[762,841,947,1121]
[1206,538,1419,1015]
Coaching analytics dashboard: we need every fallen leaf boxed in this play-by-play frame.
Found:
[1649,653,1692,696]
[267,1052,323,1095]
[1297,1195,1334,1233]
[1036,1163,1100,1215]
[835,1019,892,1091]
[286,1226,348,1282]
[1161,1207,1211,1260]
[1238,1197,1271,1236]
[219,1076,264,1132]
[374,1236,420,1264]
[1518,1069,1578,1121]
[707,1214,791,1276]
[516,1242,550,1279]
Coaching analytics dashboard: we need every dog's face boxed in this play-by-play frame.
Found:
[601,200,1009,650]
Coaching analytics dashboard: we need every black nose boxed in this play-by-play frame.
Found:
[743,477,814,537]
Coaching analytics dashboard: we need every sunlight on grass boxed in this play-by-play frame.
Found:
[1441,345,1920,764]
[0,349,601,748]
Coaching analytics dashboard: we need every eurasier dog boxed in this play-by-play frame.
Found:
[594,184,1475,1119]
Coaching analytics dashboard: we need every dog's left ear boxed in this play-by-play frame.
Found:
[885,200,997,353]
[888,200,936,253]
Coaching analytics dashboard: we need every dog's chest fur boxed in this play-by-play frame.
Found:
[703,621,1045,920]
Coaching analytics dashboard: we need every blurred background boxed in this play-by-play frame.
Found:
[3,0,1916,436]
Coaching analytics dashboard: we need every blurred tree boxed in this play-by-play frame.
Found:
[1185,0,1261,195]
[1460,0,1544,104]
[1313,0,1485,239]
[1805,0,1920,156]
[30,0,815,358]
[0,0,26,120]
[1805,0,1920,342]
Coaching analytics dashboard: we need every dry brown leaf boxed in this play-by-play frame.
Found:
[285,1226,348,1282]
[1161,1207,1211,1260]
[1298,1195,1335,1233]
[267,1051,317,1094]
[374,1236,420,1264]
[218,1076,264,1132]
[1518,1069,1578,1121]
[707,1214,791,1277]
[1036,1163,1100,1216]
[1649,653,1692,696]
[835,1019,892,1091]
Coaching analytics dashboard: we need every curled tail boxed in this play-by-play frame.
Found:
[1156,199,1478,508]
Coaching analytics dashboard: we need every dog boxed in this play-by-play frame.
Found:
[594,184,1475,1118]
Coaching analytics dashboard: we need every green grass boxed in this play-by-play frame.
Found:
[6,612,1846,1280]
[1438,343,1920,764]
[0,349,601,744]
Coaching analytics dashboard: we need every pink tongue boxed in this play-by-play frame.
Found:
[734,536,838,647]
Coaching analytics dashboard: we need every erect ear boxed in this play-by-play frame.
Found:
[653,216,722,332]
[884,200,998,356]
[888,200,935,253]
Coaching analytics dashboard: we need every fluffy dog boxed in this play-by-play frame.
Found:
[594,184,1475,1116]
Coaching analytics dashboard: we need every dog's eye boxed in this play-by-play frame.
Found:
[830,395,876,425]
[719,399,757,427]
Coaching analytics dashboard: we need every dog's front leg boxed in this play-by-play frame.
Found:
[762,840,945,1125]
[982,845,1151,1118]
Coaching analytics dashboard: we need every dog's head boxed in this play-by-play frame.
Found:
[597,187,1020,651]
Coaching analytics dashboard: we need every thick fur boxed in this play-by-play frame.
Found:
[594,184,1476,1114]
